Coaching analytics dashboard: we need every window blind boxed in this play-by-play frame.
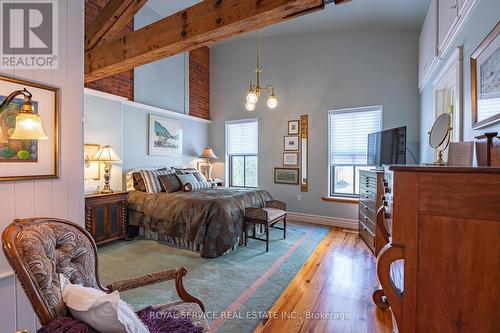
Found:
[329,106,382,165]
[226,119,258,155]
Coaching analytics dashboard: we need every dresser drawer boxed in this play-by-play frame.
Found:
[359,202,377,222]
[358,220,375,251]
[359,210,375,234]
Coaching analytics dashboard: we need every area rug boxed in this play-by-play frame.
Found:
[98,222,329,333]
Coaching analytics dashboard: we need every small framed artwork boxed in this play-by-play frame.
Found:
[149,114,183,155]
[288,120,300,135]
[283,152,298,166]
[274,167,299,185]
[84,144,100,180]
[284,135,299,151]
[197,161,211,179]
[0,75,59,181]
[471,22,500,129]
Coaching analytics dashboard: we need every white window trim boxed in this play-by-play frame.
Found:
[327,105,383,197]
[224,118,259,186]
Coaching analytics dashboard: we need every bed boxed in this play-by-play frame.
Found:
[127,187,272,258]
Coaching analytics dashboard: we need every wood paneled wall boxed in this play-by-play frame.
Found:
[189,47,210,120]
[84,0,134,99]
[0,1,84,332]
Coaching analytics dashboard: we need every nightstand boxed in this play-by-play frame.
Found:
[85,191,128,245]
[210,179,224,187]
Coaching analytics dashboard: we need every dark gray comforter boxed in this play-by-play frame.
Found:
[127,188,272,257]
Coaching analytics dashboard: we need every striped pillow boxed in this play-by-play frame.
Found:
[139,169,173,193]
[183,181,214,192]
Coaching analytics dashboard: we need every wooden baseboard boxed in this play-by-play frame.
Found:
[287,212,357,230]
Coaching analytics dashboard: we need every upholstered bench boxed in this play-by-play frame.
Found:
[244,200,287,252]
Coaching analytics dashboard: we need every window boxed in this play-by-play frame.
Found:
[328,106,382,196]
[226,119,258,187]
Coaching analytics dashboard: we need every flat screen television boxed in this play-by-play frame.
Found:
[367,126,407,166]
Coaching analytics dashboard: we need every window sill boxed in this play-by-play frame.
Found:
[321,196,359,204]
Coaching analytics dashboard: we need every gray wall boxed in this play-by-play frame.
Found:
[210,28,419,220]
[134,5,189,113]
[420,0,500,162]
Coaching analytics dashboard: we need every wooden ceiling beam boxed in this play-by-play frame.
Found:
[85,0,147,52]
[85,0,325,82]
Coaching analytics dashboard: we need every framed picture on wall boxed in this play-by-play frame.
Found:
[288,120,300,135]
[148,114,183,155]
[283,152,298,166]
[284,136,299,151]
[0,75,59,181]
[471,22,500,129]
[274,167,299,185]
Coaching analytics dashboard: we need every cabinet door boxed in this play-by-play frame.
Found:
[419,0,438,87]
[107,202,124,239]
[93,206,107,242]
[438,0,460,51]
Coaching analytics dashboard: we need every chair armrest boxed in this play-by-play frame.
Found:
[106,268,178,293]
[265,200,286,211]
[107,267,205,312]
[245,207,268,220]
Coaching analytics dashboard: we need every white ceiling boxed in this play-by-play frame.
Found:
[145,0,430,42]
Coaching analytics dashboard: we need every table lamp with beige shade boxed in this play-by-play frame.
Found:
[199,147,217,180]
[93,145,120,194]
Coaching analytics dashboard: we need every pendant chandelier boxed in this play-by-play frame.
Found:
[245,32,278,111]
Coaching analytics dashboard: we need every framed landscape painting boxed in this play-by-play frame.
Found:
[0,75,58,181]
[274,167,299,185]
[471,22,500,129]
[148,114,183,156]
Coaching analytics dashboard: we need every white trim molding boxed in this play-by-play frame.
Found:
[84,88,129,102]
[287,212,357,230]
[0,270,14,281]
[122,100,212,124]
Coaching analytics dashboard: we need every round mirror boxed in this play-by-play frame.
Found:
[429,113,451,148]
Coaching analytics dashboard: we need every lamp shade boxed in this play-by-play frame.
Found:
[10,113,48,140]
[93,145,121,162]
[200,147,217,159]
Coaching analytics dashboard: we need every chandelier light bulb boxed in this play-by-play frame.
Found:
[267,94,278,109]
[246,91,258,104]
[245,102,256,111]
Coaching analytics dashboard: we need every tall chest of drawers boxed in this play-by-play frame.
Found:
[358,169,384,254]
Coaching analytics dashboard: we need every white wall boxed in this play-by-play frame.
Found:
[210,28,419,221]
[0,1,84,331]
[134,5,189,114]
[419,0,500,162]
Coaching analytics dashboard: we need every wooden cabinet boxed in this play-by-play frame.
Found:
[358,169,384,255]
[419,0,438,89]
[85,192,128,245]
[373,166,500,333]
[419,0,476,90]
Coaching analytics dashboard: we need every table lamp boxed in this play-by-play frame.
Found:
[93,145,120,194]
[199,147,217,180]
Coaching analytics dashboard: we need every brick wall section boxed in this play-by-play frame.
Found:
[84,0,134,100]
[189,47,210,120]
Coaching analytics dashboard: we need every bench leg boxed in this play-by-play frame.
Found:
[283,216,287,239]
[244,222,248,247]
[265,224,269,252]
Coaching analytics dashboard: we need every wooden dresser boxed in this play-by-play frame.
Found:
[358,169,384,254]
[85,192,128,245]
[373,165,500,333]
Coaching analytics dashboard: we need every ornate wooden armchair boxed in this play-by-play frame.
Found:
[2,218,209,332]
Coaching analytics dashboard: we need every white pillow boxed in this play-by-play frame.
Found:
[60,275,149,333]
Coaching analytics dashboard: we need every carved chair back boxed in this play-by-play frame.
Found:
[1,218,107,325]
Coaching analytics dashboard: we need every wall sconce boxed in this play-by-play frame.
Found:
[0,88,48,140]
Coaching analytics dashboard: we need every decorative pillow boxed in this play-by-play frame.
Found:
[60,275,149,333]
[132,173,146,192]
[174,167,207,182]
[176,173,198,187]
[192,170,208,182]
[183,181,214,192]
[140,169,173,193]
[158,174,182,193]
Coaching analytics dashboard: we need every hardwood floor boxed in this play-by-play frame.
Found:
[254,227,393,333]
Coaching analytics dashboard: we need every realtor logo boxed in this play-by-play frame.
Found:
[0,0,58,69]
